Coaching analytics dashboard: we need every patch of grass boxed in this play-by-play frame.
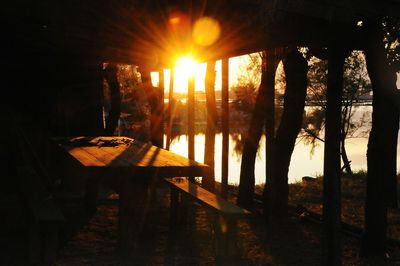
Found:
[288,171,400,240]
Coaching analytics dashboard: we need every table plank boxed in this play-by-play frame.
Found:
[59,137,210,176]
[53,136,214,254]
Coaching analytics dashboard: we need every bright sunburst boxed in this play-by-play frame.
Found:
[173,55,201,93]
[175,56,197,78]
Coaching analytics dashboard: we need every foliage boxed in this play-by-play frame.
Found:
[383,16,400,71]
[288,172,400,240]
[231,52,286,112]
[231,53,262,112]
[300,51,372,160]
[103,64,151,138]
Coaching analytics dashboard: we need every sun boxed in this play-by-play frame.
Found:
[175,56,197,78]
[172,55,201,93]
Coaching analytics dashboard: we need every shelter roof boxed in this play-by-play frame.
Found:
[3,0,399,68]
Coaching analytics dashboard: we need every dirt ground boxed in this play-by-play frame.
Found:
[52,184,400,266]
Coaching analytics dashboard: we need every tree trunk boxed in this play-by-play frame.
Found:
[104,63,121,136]
[361,18,400,258]
[267,49,308,221]
[340,103,353,175]
[141,69,163,147]
[237,51,278,208]
[340,137,352,175]
[204,61,217,187]
[237,53,267,207]
[321,43,345,266]
[262,51,279,216]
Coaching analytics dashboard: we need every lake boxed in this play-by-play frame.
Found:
[167,106,400,185]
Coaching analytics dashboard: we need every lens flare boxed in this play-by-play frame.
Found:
[192,17,221,47]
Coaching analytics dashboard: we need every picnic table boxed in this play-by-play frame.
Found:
[53,136,213,253]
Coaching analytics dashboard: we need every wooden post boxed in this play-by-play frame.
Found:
[166,68,175,150]
[157,69,165,148]
[322,44,344,266]
[203,61,217,191]
[221,58,229,199]
[188,75,195,181]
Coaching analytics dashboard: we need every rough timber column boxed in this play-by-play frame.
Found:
[221,58,229,198]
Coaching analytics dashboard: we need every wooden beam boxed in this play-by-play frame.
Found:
[203,61,217,191]
[166,68,174,150]
[221,58,229,199]
[157,69,165,148]
[188,75,195,182]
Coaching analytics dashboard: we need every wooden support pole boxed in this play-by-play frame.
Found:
[166,68,174,150]
[188,75,195,181]
[203,61,217,191]
[322,44,344,266]
[157,69,165,148]
[221,58,229,199]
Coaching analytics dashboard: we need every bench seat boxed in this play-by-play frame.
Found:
[164,177,251,257]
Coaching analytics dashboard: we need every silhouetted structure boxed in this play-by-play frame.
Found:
[1,0,399,264]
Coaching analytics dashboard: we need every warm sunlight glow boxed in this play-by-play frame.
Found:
[171,55,201,93]
[169,16,181,25]
[175,56,197,77]
[150,53,264,94]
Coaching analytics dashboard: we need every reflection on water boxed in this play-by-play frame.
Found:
[167,132,400,185]
[163,106,399,185]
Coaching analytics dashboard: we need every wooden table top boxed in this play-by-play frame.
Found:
[54,136,212,178]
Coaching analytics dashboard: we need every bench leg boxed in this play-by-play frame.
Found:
[28,219,41,264]
[28,220,61,265]
[84,175,99,214]
[201,172,215,192]
[169,188,189,227]
[170,187,179,227]
[118,179,149,255]
[213,214,238,258]
[43,222,60,265]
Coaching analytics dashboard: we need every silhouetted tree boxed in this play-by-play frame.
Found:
[301,51,372,174]
[238,51,278,208]
[103,63,121,135]
[265,49,308,221]
[361,17,400,258]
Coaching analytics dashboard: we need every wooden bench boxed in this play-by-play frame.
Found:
[17,166,64,265]
[164,177,251,258]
